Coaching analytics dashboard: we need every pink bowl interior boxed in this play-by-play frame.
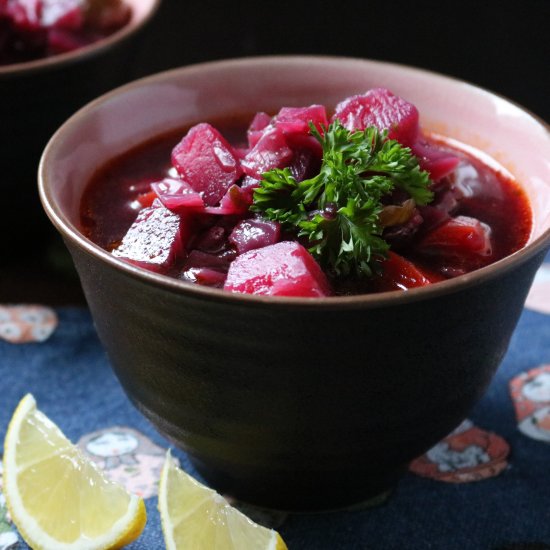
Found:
[40,56,550,294]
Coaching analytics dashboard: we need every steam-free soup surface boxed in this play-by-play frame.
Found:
[81,91,531,297]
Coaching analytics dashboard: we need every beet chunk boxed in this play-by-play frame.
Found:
[373,252,443,292]
[416,216,493,260]
[224,241,331,297]
[171,123,242,206]
[229,218,280,255]
[247,112,271,148]
[112,204,184,273]
[241,126,293,179]
[411,140,460,182]
[275,105,328,136]
[204,185,250,215]
[151,177,204,211]
[179,250,235,287]
[332,88,419,146]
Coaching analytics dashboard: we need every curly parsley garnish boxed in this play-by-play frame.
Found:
[251,121,433,277]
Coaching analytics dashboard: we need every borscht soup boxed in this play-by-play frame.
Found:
[80,88,532,297]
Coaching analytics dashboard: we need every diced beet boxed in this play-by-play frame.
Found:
[275,105,327,160]
[183,267,227,287]
[239,175,260,202]
[332,88,419,146]
[228,218,280,254]
[411,140,460,182]
[112,204,185,272]
[416,216,493,259]
[171,123,242,206]
[204,184,250,215]
[373,252,443,292]
[182,249,232,272]
[224,241,331,297]
[151,177,205,211]
[275,105,328,135]
[179,250,233,287]
[241,126,293,179]
[247,112,272,148]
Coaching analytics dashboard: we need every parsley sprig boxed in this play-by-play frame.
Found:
[251,121,433,278]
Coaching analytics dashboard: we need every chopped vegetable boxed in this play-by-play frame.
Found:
[224,241,331,297]
[252,121,433,277]
[81,88,532,297]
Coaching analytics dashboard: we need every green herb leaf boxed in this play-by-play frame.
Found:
[251,121,433,277]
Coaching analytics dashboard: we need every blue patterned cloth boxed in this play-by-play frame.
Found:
[1,291,550,549]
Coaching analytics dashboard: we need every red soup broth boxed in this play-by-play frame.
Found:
[80,114,532,297]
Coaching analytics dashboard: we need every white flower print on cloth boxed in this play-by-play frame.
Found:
[525,263,550,315]
[510,364,550,443]
[0,460,19,549]
[78,427,168,498]
[409,419,509,482]
[0,305,57,344]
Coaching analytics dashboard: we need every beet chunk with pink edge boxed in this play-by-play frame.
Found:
[112,204,185,272]
[151,177,204,211]
[241,126,293,179]
[171,123,242,206]
[416,215,492,260]
[247,112,271,148]
[332,88,419,146]
[224,241,331,297]
[229,218,280,254]
[275,105,328,136]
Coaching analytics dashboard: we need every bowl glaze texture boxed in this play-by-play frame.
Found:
[0,0,161,262]
[39,57,550,511]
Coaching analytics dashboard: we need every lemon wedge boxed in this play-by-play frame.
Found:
[158,451,288,550]
[3,394,146,550]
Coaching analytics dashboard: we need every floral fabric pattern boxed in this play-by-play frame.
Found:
[78,427,169,499]
[409,419,509,482]
[0,306,57,344]
[510,365,550,443]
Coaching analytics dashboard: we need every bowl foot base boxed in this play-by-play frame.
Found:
[188,453,401,513]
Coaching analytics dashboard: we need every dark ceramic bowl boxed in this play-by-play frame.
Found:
[39,57,550,511]
[1,0,161,263]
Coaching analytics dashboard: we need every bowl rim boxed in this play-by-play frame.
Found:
[0,0,162,78]
[39,55,550,310]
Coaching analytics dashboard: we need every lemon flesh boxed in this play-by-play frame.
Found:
[158,452,287,550]
[3,394,146,550]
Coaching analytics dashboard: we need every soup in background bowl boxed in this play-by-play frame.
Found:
[0,0,161,264]
[39,56,550,511]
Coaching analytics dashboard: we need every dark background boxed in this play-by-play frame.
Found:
[135,0,549,122]
[4,0,549,303]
